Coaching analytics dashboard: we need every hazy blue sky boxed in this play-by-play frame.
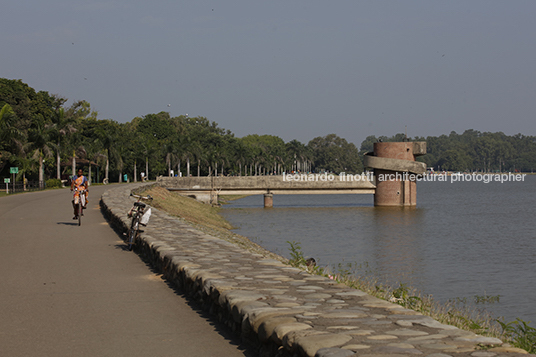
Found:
[2,1,535,146]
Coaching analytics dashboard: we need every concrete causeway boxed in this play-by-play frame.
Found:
[101,184,533,357]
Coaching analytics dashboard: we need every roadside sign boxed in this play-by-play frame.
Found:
[4,178,10,183]
[10,167,18,174]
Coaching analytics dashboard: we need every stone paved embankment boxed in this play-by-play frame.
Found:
[100,184,533,357]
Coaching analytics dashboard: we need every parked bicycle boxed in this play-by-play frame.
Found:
[126,193,153,251]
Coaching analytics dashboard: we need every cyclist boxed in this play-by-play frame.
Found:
[71,168,89,219]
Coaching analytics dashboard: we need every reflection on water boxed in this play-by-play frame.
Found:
[220,176,536,323]
[370,207,426,286]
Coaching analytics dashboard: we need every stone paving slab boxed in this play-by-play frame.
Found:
[101,184,533,357]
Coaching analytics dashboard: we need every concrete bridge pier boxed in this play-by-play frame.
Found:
[363,142,426,207]
[263,193,273,208]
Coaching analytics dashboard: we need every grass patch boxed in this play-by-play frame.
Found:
[139,186,283,261]
[142,186,233,230]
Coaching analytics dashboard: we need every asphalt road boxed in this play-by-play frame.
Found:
[0,185,254,357]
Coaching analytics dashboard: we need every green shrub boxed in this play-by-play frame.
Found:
[287,241,307,268]
[45,179,62,188]
[498,319,536,353]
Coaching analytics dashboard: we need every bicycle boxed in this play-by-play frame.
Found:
[75,188,87,226]
[126,193,152,251]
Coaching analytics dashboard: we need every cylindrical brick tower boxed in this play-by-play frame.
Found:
[363,142,426,207]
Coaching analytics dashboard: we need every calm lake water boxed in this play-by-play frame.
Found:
[220,175,536,324]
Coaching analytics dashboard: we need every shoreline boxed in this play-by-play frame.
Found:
[99,183,533,355]
[166,189,536,344]
[141,186,285,262]
[141,187,505,332]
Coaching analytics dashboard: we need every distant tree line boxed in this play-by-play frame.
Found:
[0,79,362,184]
[1,78,535,185]
[360,130,536,173]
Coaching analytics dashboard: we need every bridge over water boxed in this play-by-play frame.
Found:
[157,141,427,207]
[156,175,376,207]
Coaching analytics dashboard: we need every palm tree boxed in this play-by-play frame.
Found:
[125,134,145,182]
[141,143,149,181]
[13,154,38,190]
[182,140,203,177]
[71,144,101,185]
[51,107,77,180]
[213,150,229,176]
[286,139,308,172]
[27,117,55,188]
[0,104,24,172]
[93,123,119,183]
[76,139,106,185]
[253,146,267,176]
[180,138,193,177]
[234,141,249,176]
[163,139,180,177]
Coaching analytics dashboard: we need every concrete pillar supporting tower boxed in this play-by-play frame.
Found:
[263,193,273,208]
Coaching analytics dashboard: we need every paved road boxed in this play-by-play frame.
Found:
[0,185,254,357]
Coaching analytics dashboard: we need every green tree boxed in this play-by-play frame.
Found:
[13,153,38,189]
[308,134,362,174]
[163,138,181,177]
[286,139,311,173]
[241,134,286,175]
[475,135,496,172]
[51,107,77,179]
[26,116,55,188]
[436,150,471,171]
[359,135,378,156]
[0,104,24,172]
[230,139,249,176]
[92,120,121,183]
[0,79,64,134]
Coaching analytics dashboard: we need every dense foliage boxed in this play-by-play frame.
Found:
[0,79,363,184]
[361,130,536,173]
[1,78,535,184]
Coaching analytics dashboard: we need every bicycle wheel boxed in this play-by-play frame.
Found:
[78,200,82,226]
[127,218,138,251]
[127,228,137,251]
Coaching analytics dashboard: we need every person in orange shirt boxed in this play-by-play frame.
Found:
[70,168,89,219]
